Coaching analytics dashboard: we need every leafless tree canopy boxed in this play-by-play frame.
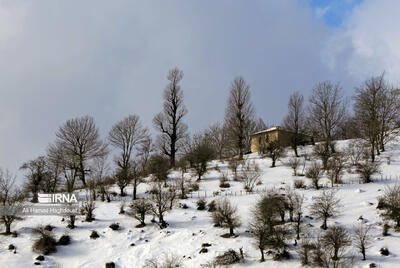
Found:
[224,76,255,160]
[354,74,400,161]
[153,67,188,168]
[0,169,24,234]
[353,223,372,261]
[109,114,150,197]
[310,190,341,230]
[308,81,346,153]
[55,116,107,186]
[20,156,50,202]
[283,91,305,157]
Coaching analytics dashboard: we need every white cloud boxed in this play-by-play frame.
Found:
[322,0,400,85]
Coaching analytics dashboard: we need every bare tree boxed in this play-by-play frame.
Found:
[380,184,400,227]
[353,223,372,261]
[153,67,188,168]
[327,153,345,186]
[47,142,78,228]
[130,136,152,200]
[148,154,170,186]
[127,198,152,227]
[249,192,289,261]
[288,157,300,176]
[344,140,370,166]
[239,161,261,192]
[264,140,284,168]
[305,161,322,190]
[82,192,96,222]
[313,142,333,170]
[224,76,255,160]
[283,91,305,157]
[149,181,172,228]
[55,116,107,186]
[0,169,24,234]
[212,198,241,236]
[185,134,215,181]
[292,192,304,240]
[308,81,346,155]
[353,74,387,161]
[20,156,49,203]
[109,114,150,198]
[310,190,341,230]
[205,122,230,160]
[321,225,351,261]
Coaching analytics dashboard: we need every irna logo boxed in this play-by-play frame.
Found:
[38,193,78,204]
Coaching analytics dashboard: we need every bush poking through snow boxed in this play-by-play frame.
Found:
[356,160,380,183]
[207,200,216,212]
[212,249,242,266]
[305,161,322,190]
[380,247,389,256]
[239,161,261,192]
[105,262,115,268]
[58,234,71,246]
[127,199,152,227]
[143,253,183,268]
[380,184,400,227]
[211,198,241,237]
[293,179,305,189]
[90,230,100,239]
[196,198,207,211]
[32,226,57,255]
[382,223,390,236]
[109,223,120,231]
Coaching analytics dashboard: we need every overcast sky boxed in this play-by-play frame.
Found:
[0,0,399,179]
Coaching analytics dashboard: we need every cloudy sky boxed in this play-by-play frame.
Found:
[0,0,399,178]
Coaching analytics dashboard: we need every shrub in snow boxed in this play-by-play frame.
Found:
[321,225,350,261]
[356,160,380,183]
[212,249,242,266]
[380,185,400,227]
[127,199,152,227]
[211,198,241,237]
[109,223,120,231]
[239,161,261,192]
[32,226,57,255]
[8,244,15,250]
[382,223,390,236]
[44,225,55,232]
[288,157,300,176]
[305,161,322,190]
[380,247,389,256]
[293,179,305,189]
[58,234,71,246]
[35,255,45,261]
[196,198,207,211]
[90,230,100,239]
[219,174,230,188]
[207,200,216,212]
[143,253,183,268]
[105,262,115,268]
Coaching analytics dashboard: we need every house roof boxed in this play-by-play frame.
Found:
[251,126,285,136]
[251,126,311,137]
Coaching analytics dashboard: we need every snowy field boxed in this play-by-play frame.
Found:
[1,136,400,267]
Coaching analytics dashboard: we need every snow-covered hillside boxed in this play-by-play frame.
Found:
[2,136,400,268]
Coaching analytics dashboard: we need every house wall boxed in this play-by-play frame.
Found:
[250,129,313,153]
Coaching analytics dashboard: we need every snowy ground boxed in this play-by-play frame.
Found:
[1,136,400,267]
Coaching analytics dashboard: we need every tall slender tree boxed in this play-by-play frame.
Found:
[224,76,255,160]
[283,91,305,157]
[153,67,188,167]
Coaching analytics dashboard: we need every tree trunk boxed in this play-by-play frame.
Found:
[260,248,265,262]
[229,226,234,236]
[5,223,11,234]
[322,217,327,230]
[133,181,137,200]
